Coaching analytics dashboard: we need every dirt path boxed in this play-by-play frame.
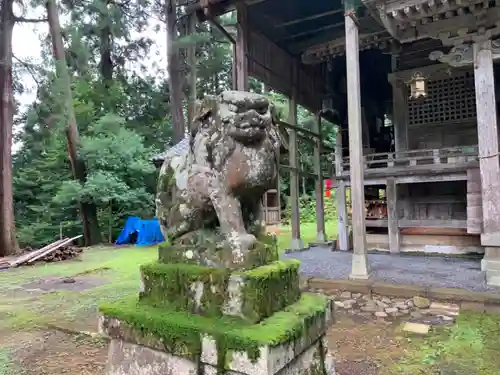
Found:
[328,314,410,375]
[0,329,108,375]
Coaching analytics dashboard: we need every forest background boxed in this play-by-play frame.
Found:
[0,0,337,256]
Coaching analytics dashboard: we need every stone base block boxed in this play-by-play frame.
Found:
[158,231,279,270]
[99,293,335,375]
[139,260,301,323]
[105,337,336,375]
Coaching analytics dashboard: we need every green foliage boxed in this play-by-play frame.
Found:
[282,194,337,225]
[394,312,500,375]
[54,113,156,207]
[11,0,338,249]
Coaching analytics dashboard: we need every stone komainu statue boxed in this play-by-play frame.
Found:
[156,91,281,263]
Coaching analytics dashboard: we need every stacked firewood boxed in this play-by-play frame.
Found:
[0,235,83,269]
[37,245,83,263]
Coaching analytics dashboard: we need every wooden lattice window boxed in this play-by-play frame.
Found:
[406,71,476,126]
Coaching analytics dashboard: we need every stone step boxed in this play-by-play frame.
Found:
[99,293,335,375]
[486,268,500,286]
[402,322,430,335]
[485,259,500,271]
[139,260,302,323]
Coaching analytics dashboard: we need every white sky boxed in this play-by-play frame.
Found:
[13,5,167,152]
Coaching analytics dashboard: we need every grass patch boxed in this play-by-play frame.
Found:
[276,221,337,252]
[390,312,500,375]
[0,246,157,330]
[0,348,22,375]
[0,222,333,331]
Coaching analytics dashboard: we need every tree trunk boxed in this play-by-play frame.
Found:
[165,0,185,143]
[46,0,101,245]
[108,203,112,243]
[99,0,113,89]
[0,0,19,256]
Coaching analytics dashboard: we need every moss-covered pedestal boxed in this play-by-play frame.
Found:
[98,242,337,375]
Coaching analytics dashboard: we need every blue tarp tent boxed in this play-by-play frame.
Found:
[115,216,165,246]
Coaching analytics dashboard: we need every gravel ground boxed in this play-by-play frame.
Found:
[282,247,500,292]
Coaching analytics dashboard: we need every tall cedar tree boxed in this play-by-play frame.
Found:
[47,0,101,245]
[0,0,19,256]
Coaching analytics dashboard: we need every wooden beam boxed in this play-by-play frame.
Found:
[208,16,235,44]
[386,178,400,253]
[275,9,343,28]
[235,3,248,91]
[288,60,304,250]
[474,40,500,248]
[288,15,370,54]
[345,12,369,279]
[335,126,350,250]
[187,13,197,124]
[277,20,344,42]
[313,113,326,242]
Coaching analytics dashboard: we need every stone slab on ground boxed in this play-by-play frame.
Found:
[139,260,301,323]
[99,293,335,375]
[402,322,430,335]
[105,338,336,375]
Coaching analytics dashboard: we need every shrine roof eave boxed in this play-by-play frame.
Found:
[182,0,389,64]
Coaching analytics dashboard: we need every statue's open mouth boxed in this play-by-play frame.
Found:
[238,120,266,130]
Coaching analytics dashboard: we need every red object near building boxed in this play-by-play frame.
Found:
[324,179,332,197]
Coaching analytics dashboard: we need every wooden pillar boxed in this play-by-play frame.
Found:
[388,53,408,153]
[473,40,500,285]
[313,112,326,242]
[235,3,249,91]
[335,127,350,250]
[361,106,370,149]
[345,12,369,279]
[386,178,400,253]
[288,61,303,250]
[187,14,197,123]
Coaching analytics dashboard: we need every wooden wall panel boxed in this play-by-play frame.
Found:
[403,67,478,149]
[407,121,478,149]
[247,30,325,111]
[466,168,483,234]
[399,181,467,221]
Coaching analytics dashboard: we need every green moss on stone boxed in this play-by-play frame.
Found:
[140,262,230,316]
[140,260,301,322]
[100,292,330,368]
[239,259,301,323]
[158,232,278,270]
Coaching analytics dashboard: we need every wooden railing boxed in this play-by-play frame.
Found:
[335,145,479,173]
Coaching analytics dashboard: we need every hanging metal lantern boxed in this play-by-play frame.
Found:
[408,72,428,100]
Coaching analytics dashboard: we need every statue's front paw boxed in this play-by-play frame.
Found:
[226,232,256,263]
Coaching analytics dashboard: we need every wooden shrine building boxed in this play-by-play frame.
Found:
[182,0,500,286]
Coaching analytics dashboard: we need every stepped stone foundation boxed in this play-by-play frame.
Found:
[98,251,337,375]
[98,91,336,374]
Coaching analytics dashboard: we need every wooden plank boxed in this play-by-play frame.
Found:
[400,228,469,236]
[399,220,467,229]
[288,60,303,249]
[345,13,368,278]
[474,41,500,240]
[235,3,248,91]
[187,13,197,123]
[313,113,326,242]
[9,238,67,268]
[27,235,83,264]
[387,178,400,253]
[335,127,349,250]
